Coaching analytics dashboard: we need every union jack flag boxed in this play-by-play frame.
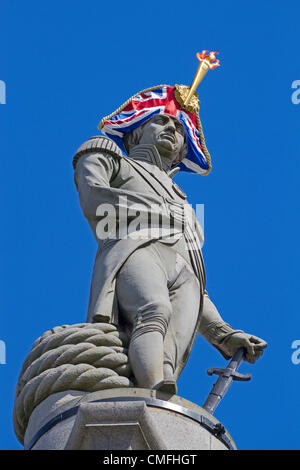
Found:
[100,85,210,174]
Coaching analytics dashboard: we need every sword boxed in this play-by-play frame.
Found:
[203,347,251,415]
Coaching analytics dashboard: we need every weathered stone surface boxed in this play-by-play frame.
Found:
[65,401,166,450]
[24,388,236,450]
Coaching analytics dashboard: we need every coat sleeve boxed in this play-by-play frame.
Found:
[198,291,244,359]
[74,150,121,219]
[75,149,166,224]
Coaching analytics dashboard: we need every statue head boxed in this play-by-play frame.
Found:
[124,114,188,167]
[99,85,212,174]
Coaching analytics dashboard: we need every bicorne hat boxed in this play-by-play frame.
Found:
[98,52,220,175]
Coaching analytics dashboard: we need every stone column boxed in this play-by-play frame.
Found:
[23,388,236,450]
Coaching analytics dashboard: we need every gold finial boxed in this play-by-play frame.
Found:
[184,51,220,107]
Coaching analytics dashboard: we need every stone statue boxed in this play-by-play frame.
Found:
[73,83,267,396]
[13,55,268,450]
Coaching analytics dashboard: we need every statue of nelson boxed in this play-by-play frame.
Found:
[73,88,267,395]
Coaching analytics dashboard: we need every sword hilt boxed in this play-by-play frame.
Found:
[207,367,251,381]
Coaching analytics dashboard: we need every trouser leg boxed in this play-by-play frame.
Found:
[116,243,201,388]
[116,246,172,388]
[163,260,201,380]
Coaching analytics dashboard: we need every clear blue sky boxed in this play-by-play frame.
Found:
[1,0,299,450]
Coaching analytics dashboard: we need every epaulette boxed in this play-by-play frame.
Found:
[73,136,123,169]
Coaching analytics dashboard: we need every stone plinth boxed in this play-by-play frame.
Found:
[24,388,236,450]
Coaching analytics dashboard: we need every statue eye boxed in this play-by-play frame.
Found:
[153,115,165,124]
[159,116,168,124]
[175,123,185,136]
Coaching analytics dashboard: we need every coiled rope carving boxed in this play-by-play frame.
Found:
[13,323,133,444]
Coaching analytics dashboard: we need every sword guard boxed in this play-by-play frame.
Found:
[231,371,251,381]
[207,367,225,376]
[207,367,251,382]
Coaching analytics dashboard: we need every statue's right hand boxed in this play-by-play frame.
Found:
[225,332,268,364]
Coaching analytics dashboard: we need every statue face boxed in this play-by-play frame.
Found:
[138,114,186,163]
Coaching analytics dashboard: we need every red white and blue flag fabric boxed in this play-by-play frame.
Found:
[100,85,209,174]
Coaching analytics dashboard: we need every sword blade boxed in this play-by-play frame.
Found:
[203,348,246,415]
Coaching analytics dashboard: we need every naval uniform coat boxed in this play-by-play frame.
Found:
[74,136,237,376]
[74,136,208,377]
